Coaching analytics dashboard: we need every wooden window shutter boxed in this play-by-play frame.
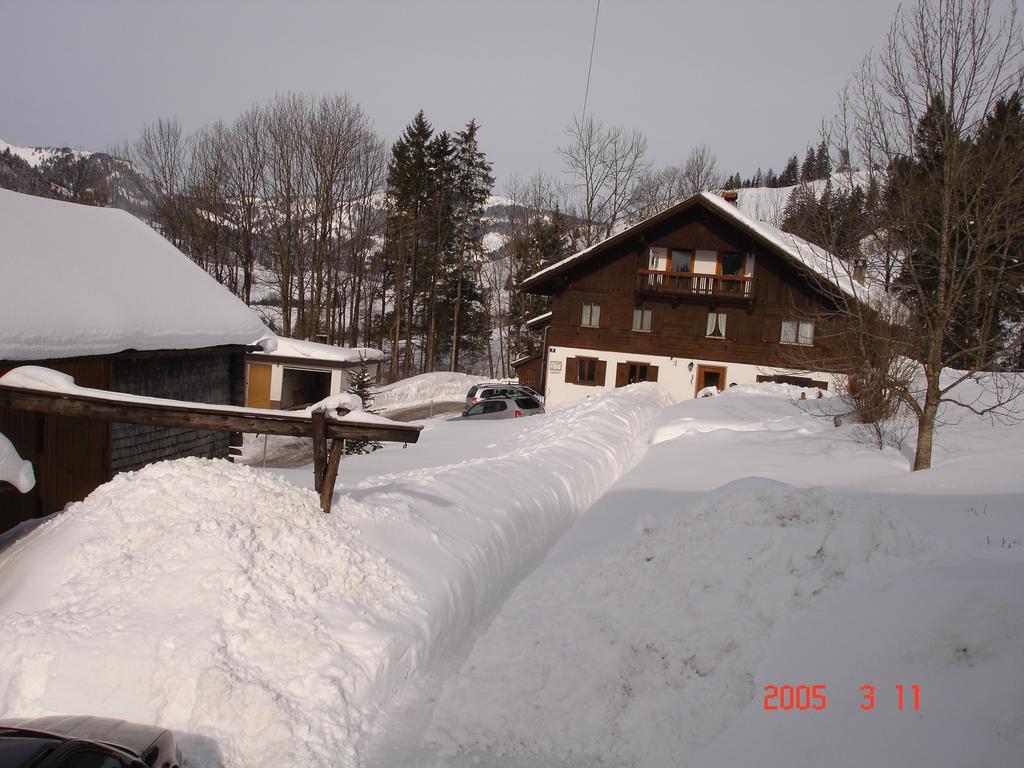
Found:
[724,312,738,340]
[595,359,607,386]
[564,356,578,384]
[761,317,778,343]
[648,365,659,382]
[615,362,628,388]
[694,311,707,337]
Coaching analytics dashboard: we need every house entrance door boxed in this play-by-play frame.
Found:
[695,365,727,395]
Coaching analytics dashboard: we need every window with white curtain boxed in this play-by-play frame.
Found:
[632,307,652,332]
[706,311,727,338]
[781,319,814,345]
[581,303,601,328]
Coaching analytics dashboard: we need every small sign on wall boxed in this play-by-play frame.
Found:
[550,360,563,372]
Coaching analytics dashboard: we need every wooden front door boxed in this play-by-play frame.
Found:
[246,363,273,409]
[696,365,727,395]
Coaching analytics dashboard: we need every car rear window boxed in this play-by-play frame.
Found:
[515,397,541,409]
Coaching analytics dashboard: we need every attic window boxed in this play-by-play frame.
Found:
[581,303,601,328]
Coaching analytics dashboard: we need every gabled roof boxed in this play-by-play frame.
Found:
[520,191,877,303]
[0,189,272,361]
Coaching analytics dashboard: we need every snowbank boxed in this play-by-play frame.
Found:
[0,384,669,767]
[371,372,488,414]
[0,433,34,493]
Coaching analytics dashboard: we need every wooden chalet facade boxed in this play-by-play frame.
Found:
[516,192,858,406]
[0,189,271,533]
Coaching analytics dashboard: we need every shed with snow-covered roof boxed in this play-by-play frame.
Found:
[0,188,272,531]
[245,336,383,409]
[519,191,864,406]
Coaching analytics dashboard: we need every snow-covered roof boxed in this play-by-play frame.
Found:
[526,311,552,328]
[511,353,541,367]
[251,336,383,365]
[0,188,272,361]
[521,191,880,304]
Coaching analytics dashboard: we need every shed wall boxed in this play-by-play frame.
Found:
[109,350,244,473]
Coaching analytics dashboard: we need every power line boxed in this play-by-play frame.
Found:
[581,0,602,123]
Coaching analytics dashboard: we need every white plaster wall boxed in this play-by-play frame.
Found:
[542,345,839,406]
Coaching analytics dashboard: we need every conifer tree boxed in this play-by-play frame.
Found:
[344,355,382,454]
[779,155,800,186]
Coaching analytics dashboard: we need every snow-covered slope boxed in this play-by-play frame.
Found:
[0,138,92,168]
[734,171,872,226]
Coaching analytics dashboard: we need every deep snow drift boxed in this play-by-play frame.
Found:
[0,385,668,767]
[371,372,488,415]
[411,383,1024,767]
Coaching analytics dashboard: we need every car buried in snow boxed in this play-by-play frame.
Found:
[461,395,545,420]
[465,382,544,409]
[0,716,181,768]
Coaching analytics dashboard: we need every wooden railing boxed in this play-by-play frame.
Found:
[637,269,754,299]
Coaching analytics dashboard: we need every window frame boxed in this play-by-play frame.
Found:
[706,311,727,339]
[780,318,815,346]
[632,306,653,332]
[581,302,601,328]
[577,357,599,385]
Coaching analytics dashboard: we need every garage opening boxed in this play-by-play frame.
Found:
[281,368,331,409]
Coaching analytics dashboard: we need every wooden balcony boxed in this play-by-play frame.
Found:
[637,269,754,302]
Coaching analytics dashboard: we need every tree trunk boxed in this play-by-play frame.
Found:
[913,366,942,471]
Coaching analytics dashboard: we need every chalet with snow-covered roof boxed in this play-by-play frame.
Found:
[245,336,383,410]
[516,191,868,406]
[0,188,271,531]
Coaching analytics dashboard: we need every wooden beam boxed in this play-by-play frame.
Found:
[0,386,421,444]
[320,439,343,513]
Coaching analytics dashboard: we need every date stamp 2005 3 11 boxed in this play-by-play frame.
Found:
[763,684,922,712]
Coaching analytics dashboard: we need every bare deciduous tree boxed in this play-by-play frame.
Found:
[830,0,1024,470]
[560,115,649,245]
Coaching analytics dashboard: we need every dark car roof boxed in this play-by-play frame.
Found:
[0,716,165,757]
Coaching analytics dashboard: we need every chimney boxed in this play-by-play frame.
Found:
[720,190,739,206]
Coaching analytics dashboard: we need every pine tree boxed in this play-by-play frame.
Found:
[799,147,817,182]
[779,155,800,186]
[344,355,382,454]
[385,111,434,379]
[815,140,832,180]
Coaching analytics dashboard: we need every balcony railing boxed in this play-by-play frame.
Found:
[637,269,754,300]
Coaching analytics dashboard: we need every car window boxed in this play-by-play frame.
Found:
[515,397,541,409]
[465,403,486,416]
[482,401,507,413]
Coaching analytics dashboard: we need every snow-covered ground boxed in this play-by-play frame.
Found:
[387,382,1024,767]
[0,385,668,767]
[1,378,1022,767]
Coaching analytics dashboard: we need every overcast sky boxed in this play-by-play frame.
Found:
[2,1,908,188]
